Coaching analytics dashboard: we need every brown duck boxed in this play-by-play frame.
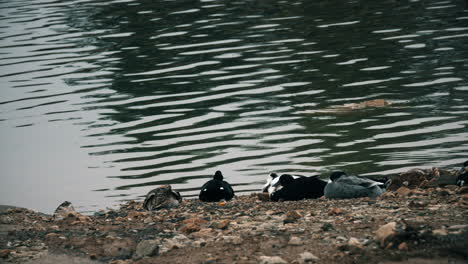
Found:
[143,185,182,211]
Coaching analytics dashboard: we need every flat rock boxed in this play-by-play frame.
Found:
[375,222,397,247]
[298,251,320,263]
[134,240,159,260]
[258,256,288,264]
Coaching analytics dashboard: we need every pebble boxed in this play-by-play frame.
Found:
[0,249,11,258]
[396,187,412,196]
[134,240,159,260]
[459,186,468,194]
[375,222,396,247]
[398,242,408,251]
[288,236,302,246]
[298,251,319,263]
[258,256,288,264]
[222,235,242,245]
[284,210,301,224]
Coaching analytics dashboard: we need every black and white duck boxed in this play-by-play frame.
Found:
[199,170,235,202]
[143,185,182,211]
[262,172,304,194]
[456,160,468,187]
[269,174,327,201]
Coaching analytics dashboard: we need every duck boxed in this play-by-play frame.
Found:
[324,171,384,199]
[456,161,468,187]
[199,170,235,202]
[270,174,327,201]
[262,172,304,194]
[143,185,182,211]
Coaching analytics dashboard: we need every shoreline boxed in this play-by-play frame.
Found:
[1,168,468,264]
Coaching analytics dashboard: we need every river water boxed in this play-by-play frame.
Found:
[1,0,467,213]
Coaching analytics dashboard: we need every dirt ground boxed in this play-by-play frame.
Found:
[1,182,468,264]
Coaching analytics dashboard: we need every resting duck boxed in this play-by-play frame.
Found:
[143,185,182,211]
[270,174,327,201]
[456,161,468,187]
[324,171,384,199]
[262,173,304,194]
[199,170,235,202]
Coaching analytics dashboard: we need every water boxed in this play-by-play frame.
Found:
[1,0,467,213]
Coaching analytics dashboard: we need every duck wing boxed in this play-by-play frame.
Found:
[337,175,383,188]
[143,188,171,210]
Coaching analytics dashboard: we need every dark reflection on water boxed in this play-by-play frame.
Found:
[0,0,467,213]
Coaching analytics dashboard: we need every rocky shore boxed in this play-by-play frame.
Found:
[1,169,468,264]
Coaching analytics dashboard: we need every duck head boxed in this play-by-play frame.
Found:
[262,173,279,193]
[330,171,347,181]
[214,170,223,180]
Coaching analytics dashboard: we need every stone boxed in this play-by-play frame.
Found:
[45,233,59,240]
[288,236,302,246]
[375,222,397,247]
[447,224,468,230]
[433,229,448,236]
[211,220,230,230]
[284,210,301,224]
[328,208,344,215]
[379,192,395,199]
[459,186,468,194]
[181,217,208,226]
[180,223,201,234]
[256,193,270,201]
[408,200,427,209]
[192,228,216,239]
[347,237,363,249]
[298,251,319,263]
[258,256,288,264]
[321,223,334,231]
[0,249,11,258]
[134,240,159,260]
[398,242,408,251]
[222,235,242,245]
[396,187,412,196]
[102,238,135,259]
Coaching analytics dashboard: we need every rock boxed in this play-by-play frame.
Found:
[45,233,60,240]
[180,223,202,234]
[256,193,271,201]
[258,256,288,264]
[192,228,216,239]
[222,235,242,245]
[447,224,468,230]
[134,240,159,260]
[379,192,396,199]
[284,210,301,224]
[433,229,448,236]
[328,208,344,215]
[375,222,397,247]
[321,223,334,231]
[298,251,319,263]
[211,220,230,230]
[102,238,135,259]
[288,236,302,246]
[0,249,11,258]
[459,186,468,194]
[181,217,208,226]
[396,187,412,196]
[398,242,408,251]
[408,200,427,209]
[347,237,363,249]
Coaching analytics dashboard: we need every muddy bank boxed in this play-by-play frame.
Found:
[1,173,468,263]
